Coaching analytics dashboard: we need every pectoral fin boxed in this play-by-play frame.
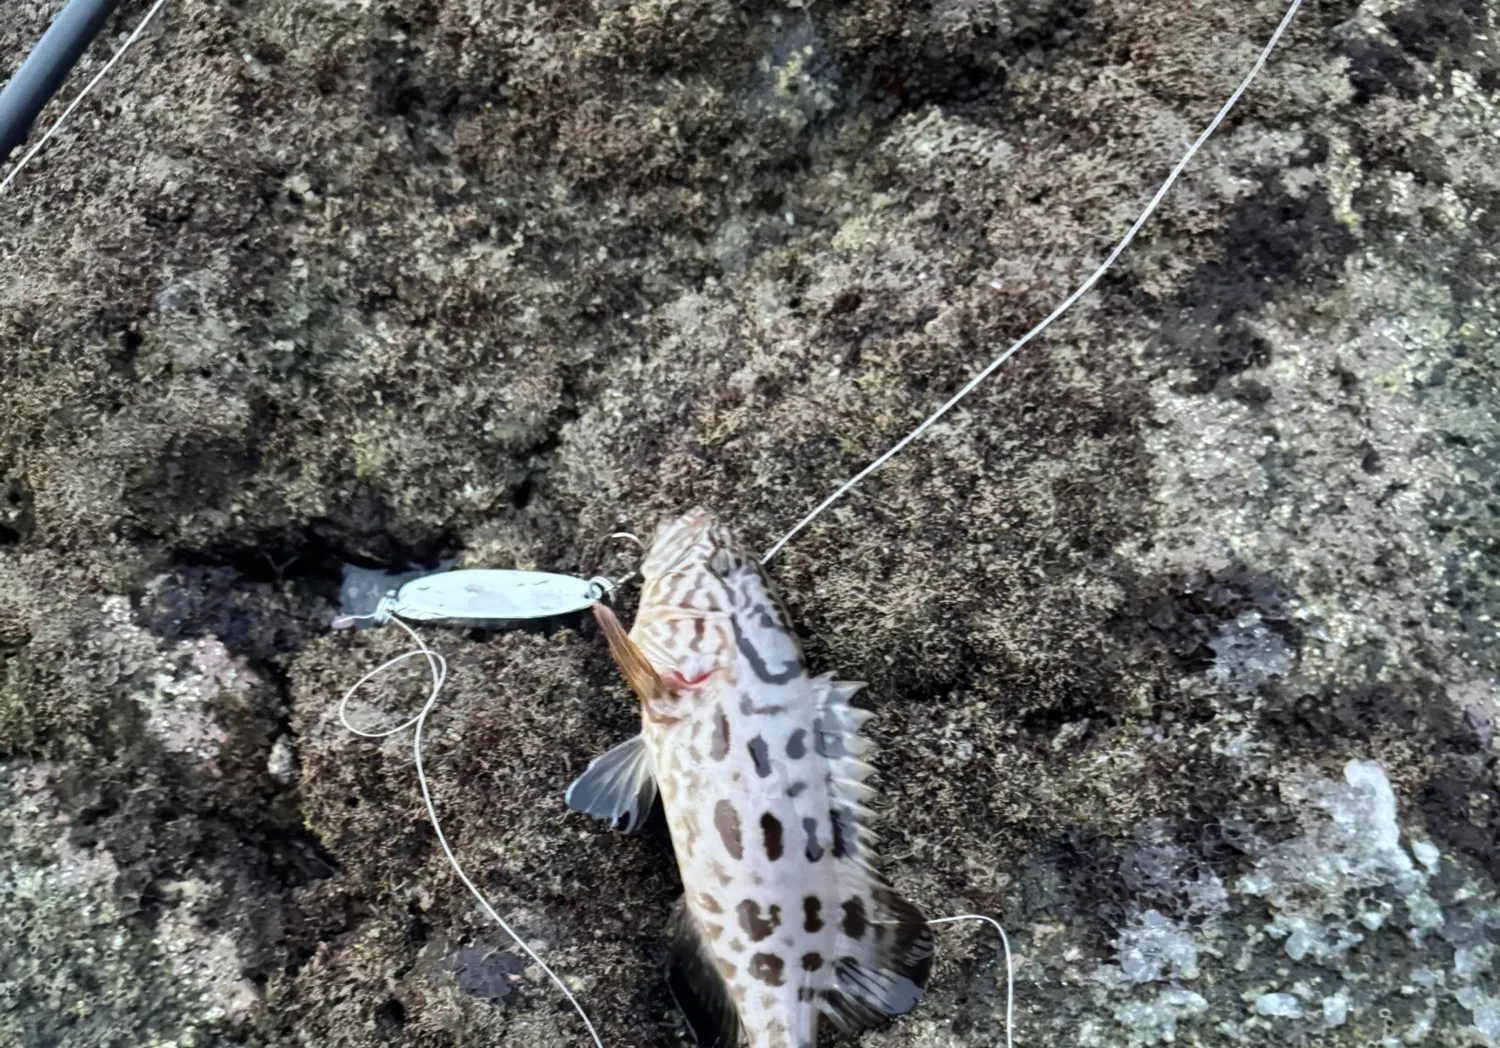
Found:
[564,734,657,834]
[592,602,667,701]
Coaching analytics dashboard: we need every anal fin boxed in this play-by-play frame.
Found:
[666,898,742,1048]
[564,734,657,834]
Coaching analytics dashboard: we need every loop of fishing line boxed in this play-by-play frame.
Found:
[336,613,607,1048]
[597,532,645,595]
[758,0,1306,565]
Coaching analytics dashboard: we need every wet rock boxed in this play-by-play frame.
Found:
[1,0,1497,1045]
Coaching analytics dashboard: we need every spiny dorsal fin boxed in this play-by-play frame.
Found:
[812,674,878,859]
[564,734,658,834]
[666,898,742,1048]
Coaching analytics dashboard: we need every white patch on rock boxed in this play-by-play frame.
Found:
[266,735,297,784]
[1112,988,1209,1044]
[1410,839,1440,873]
[1237,760,1442,963]
[1456,987,1500,1047]
[1254,992,1303,1018]
[1322,991,1349,1027]
[1115,909,1201,983]
[1206,610,1294,693]
[157,881,261,1023]
[134,636,260,770]
[50,829,120,890]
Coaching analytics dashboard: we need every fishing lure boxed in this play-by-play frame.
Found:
[567,508,932,1048]
[331,567,616,628]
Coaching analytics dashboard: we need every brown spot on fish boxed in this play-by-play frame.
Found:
[708,549,731,577]
[677,807,702,850]
[812,718,845,758]
[691,617,706,652]
[715,958,737,980]
[803,896,824,932]
[748,952,786,987]
[802,817,823,862]
[714,800,744,860]
[708,860,734,886]
[786,729,807,760]
[748,735,772,777]
[830,808,849,858]
[710,705,730,761]
[729,938,745,953]
[801,952,824,971]
[736,900,782,941]
[787,781,806,798]
[697,893,724,915]
[841,897,868,940]
[761,993,778,1011]
[740,694,787,716]
[760,812,784,861]
[703,921,725,940]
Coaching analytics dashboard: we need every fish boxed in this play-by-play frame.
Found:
[566,507,933,1048]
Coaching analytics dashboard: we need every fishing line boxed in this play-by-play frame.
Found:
[928,914,1016,1048]
[336,613,607,1048]
[759,0,1306,565]
[0,0,169,197]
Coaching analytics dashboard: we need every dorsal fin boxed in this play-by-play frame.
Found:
[811,674,878,856]
[809,675,935,1032]
[666,898,742,1048]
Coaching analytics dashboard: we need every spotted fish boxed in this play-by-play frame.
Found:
[566,507,933,1048]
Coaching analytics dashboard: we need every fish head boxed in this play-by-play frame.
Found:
[622,507,804,703]
[640,506,746,583]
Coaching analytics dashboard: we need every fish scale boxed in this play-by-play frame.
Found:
[566,507,933,1048]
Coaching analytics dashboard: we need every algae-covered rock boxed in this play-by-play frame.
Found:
[1,0,1496,1045]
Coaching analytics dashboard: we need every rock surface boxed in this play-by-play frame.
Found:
[2,0,1497,1046]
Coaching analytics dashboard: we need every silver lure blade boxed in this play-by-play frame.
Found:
[381,569,612,623]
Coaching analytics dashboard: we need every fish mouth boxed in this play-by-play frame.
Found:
[641,506,732,579]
